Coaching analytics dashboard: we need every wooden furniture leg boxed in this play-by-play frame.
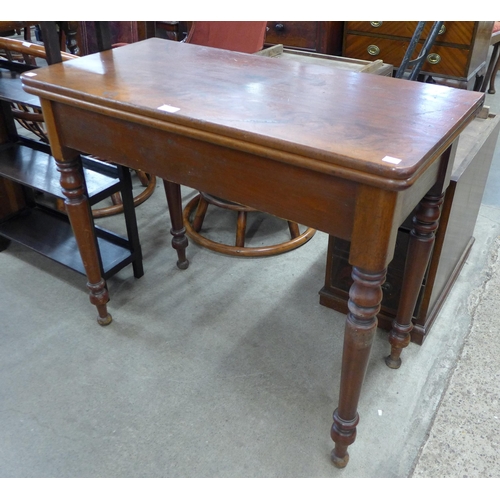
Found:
[330,184,397,468]
[40,97,111,325]
[235,210,247,247]
[331,266,387,468]
[386,190,445,368]
[192,195,209,232]
[288,221,301,239]
[488,45,500,94]
[163,179,189,269]
[56,155,112,325]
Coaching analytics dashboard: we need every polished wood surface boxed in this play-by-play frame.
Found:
[21,38,484,468]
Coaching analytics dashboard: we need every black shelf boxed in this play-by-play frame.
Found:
[0,63,143,281]
[0,143,120,203]
[0,206,134,278]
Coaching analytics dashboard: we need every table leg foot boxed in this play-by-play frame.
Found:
[176,258,189,270]
[331,448,349,469]
[97,311,113,326]
[385,354,402,369]
[385,322,411,368]
[88,279,112,325]
[171,227,189,269]
[331,408,358,468]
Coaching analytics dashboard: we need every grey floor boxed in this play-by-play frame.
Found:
[1,76,500,478]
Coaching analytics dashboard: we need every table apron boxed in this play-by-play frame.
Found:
[52,101,362,239]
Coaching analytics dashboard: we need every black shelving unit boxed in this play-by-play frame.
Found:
[0,59,144,280]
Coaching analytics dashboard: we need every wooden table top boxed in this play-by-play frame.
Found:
[21,37,484,189]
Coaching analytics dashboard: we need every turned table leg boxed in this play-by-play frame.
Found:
[56,156,111,325]
[386,191,444,369]
[163,180,189,270]
[331,266,386,468]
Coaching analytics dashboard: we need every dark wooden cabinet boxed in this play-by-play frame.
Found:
[319,112,500,344]
[343,21,493,89]
[265,21,343,55]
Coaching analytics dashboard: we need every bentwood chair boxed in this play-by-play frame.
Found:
[181,21,316,257]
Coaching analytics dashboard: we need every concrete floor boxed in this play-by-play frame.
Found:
[1,75,500,478]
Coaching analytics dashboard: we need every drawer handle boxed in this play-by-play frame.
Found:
[275,23,284,32]
[427,53,441,64]
[370,22,383,28]
[367,44,380,56]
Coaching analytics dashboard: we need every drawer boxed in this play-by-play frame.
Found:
[265,21,319,51]
[344,35,470,77]
[344,34,410,66]
[419,45,470,77]
[346,21,420,39]
[346,21,475,46]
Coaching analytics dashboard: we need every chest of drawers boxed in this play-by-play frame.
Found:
[343,21,493,89]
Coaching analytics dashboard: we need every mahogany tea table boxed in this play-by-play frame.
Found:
[20,38,484,468]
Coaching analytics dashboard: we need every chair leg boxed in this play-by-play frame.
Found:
[481,42,499,92]
[192,196,209,232]
[235,211,247,247]
[111,192,122,205]
[136,170,150,186]
[288,221,300,239]
[489,44,500,94]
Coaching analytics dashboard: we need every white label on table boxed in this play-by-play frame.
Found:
[22,42,32,47]
[24,72,37,77]
[382,156,402,165]
[158,104,180,113]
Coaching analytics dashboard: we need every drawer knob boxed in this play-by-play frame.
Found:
[427,53,441,64]
[367,44,380,56]
[438,24,446,35]
[370,22,383,28]
[275,23,285,32]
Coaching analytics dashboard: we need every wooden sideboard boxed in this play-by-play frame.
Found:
[264,21,343,55]
[343,21,493,89]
